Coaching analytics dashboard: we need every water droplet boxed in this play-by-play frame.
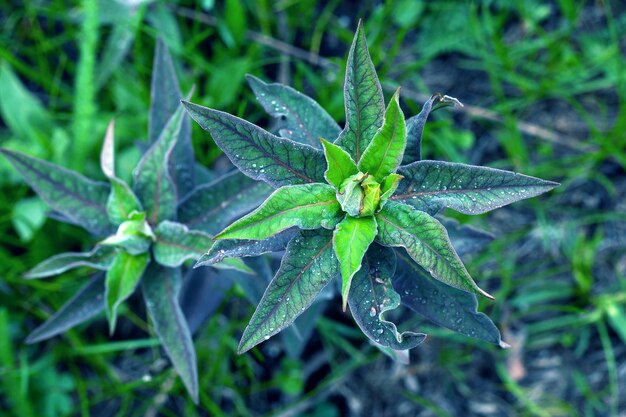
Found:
[376,328,384,334]
[264,335,270,340]
[369,307,377,317]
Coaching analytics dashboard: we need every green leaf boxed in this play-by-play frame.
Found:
[358,89,406,181]
[375,201,493,299]
[178,171,272,235]
[100,120,142,224]
[0,149,113,236]
[11,197,47,242]
[105,252,150,334]
[133,106,184,224]
[380,173,403,208]
[25,273,105,344]
[320,138,358,189]
[100,212,155,255]
[440,217,493,256]
[141,264,198,403]
[396,252,507,347]
[182,101,326,187]
[238,229,339,353]
[348,244,426,349]
[24,246,117,279]
[394,161,559,215]
[333,215,378,310]
[246,75,341,147]
[216,183,343,240]
[334,20,385,162]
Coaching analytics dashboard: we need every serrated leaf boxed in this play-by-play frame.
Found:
[395,252,506,347]
[333,215,378,310]
[24,245,117,279]
[178,170,272,235]
[348,244,426,349]
[334,21,385,162]
[0,149,113,236]
[440,217,493,257]
[182,101,326,188]
[394,161,559,215]
[358,89,406,181]
[100,120,143,224]
[216,183,343,240]
[195,227,298,268]
[105,252,150,334]
[141,264,198,403]
[238,229,339,353]
[320,138,358,189]
[375,201,493,299]
[133,106,184,224]
[246,75,341,147]
[25,273,105,344]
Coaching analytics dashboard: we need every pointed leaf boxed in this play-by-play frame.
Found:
[141,264,198,403]
[25,273,105,344]
[216,183,343,240]
[348,244,426,349]
[358,89,406,181]
[182,101,326,187]
[440,217,494,257]
[133,107,184,224]
[105,252,150,334]
[334,21,385,161]
[333,215,378,310]
[394,161,559,215]
[0,149,112,235]
[395,252,507,347]
[375,201,493,299]
[238,229,339,353]
[178,170,272,235]
[246,75,341,147]
[380,173,403,208]
[24,245,117,279]
[320,138,358,189]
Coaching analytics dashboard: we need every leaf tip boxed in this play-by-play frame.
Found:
[499,340,511,349]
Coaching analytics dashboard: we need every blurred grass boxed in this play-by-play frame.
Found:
[0,0,625,415]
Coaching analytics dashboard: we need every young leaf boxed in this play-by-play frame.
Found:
[320,138,358,189]
[177,170,272,235]
[375,201,493,299]
[24,245,117,279]
[333,215,378,310]
[0,149,113,236]
[141,264,198,403]
[100,213,155,255]
[246,75,341,147]
[237,229,339,353]
[25,273,105,344]
[334,20,385,161]
[379,173,403,208]
[440,217,493,257]
[348,244,426,349]
[105,251,150,334]
[133,106,184,224]
[182,101,326,187]
[215,183,343,240]
[395,252,507,347]
[358,89,406,181]
[394,161,559,215]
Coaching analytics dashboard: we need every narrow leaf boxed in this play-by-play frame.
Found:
[24,245,116,279]
[238,229,339,353]
[105,252,150,334]
[141,264,198,403]
[333,215,378,310]
[25,273,105,344]
[320,138,358,189]
[348,244,426,350]
[0,149,112,236]
[440,217,493,257]
[394,161,559,215]
[215,183,343,240]
[182,101,326,187]
[334,20,385,161]
[375,201,493,299]
[358,89,406,181]
[396,252,507,347]
[246,75,341,147]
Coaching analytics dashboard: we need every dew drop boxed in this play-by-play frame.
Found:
[369,307,377,317]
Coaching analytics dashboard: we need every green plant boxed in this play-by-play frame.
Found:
[0,40,269,403]
[183,21,559,354]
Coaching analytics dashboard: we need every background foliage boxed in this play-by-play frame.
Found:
[0,1,625,416]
